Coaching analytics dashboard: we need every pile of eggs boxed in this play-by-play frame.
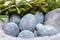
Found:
[3,12,59,39]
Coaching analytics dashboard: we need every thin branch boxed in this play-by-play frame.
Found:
[0,5,16,12]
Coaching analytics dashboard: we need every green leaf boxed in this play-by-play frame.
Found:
[0,0,6,4]
[10,0,16,4]
[0,15,7,22]
[16,6,20,14]
[48,0,56,8]
[21,8,26,12]
[5,11,9,15]
[39,0,45,3]
[17,0,26,7]
[0,18,5,22]
[26,3,32,8]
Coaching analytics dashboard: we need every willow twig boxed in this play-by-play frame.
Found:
[0,5,16,12]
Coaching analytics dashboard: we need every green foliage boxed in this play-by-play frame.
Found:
[0,0,6,4]
[48,0,56,10]
[0,0,59,14]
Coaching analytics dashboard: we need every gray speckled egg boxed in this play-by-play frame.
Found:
[35,12,44,24]
[9,14,20,25]
[18,30,35,38]
[36,23,59,36]
[19,14,37,31]
[3,22,20,37]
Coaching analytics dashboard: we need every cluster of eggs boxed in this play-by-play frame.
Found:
[3,12,59,39]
